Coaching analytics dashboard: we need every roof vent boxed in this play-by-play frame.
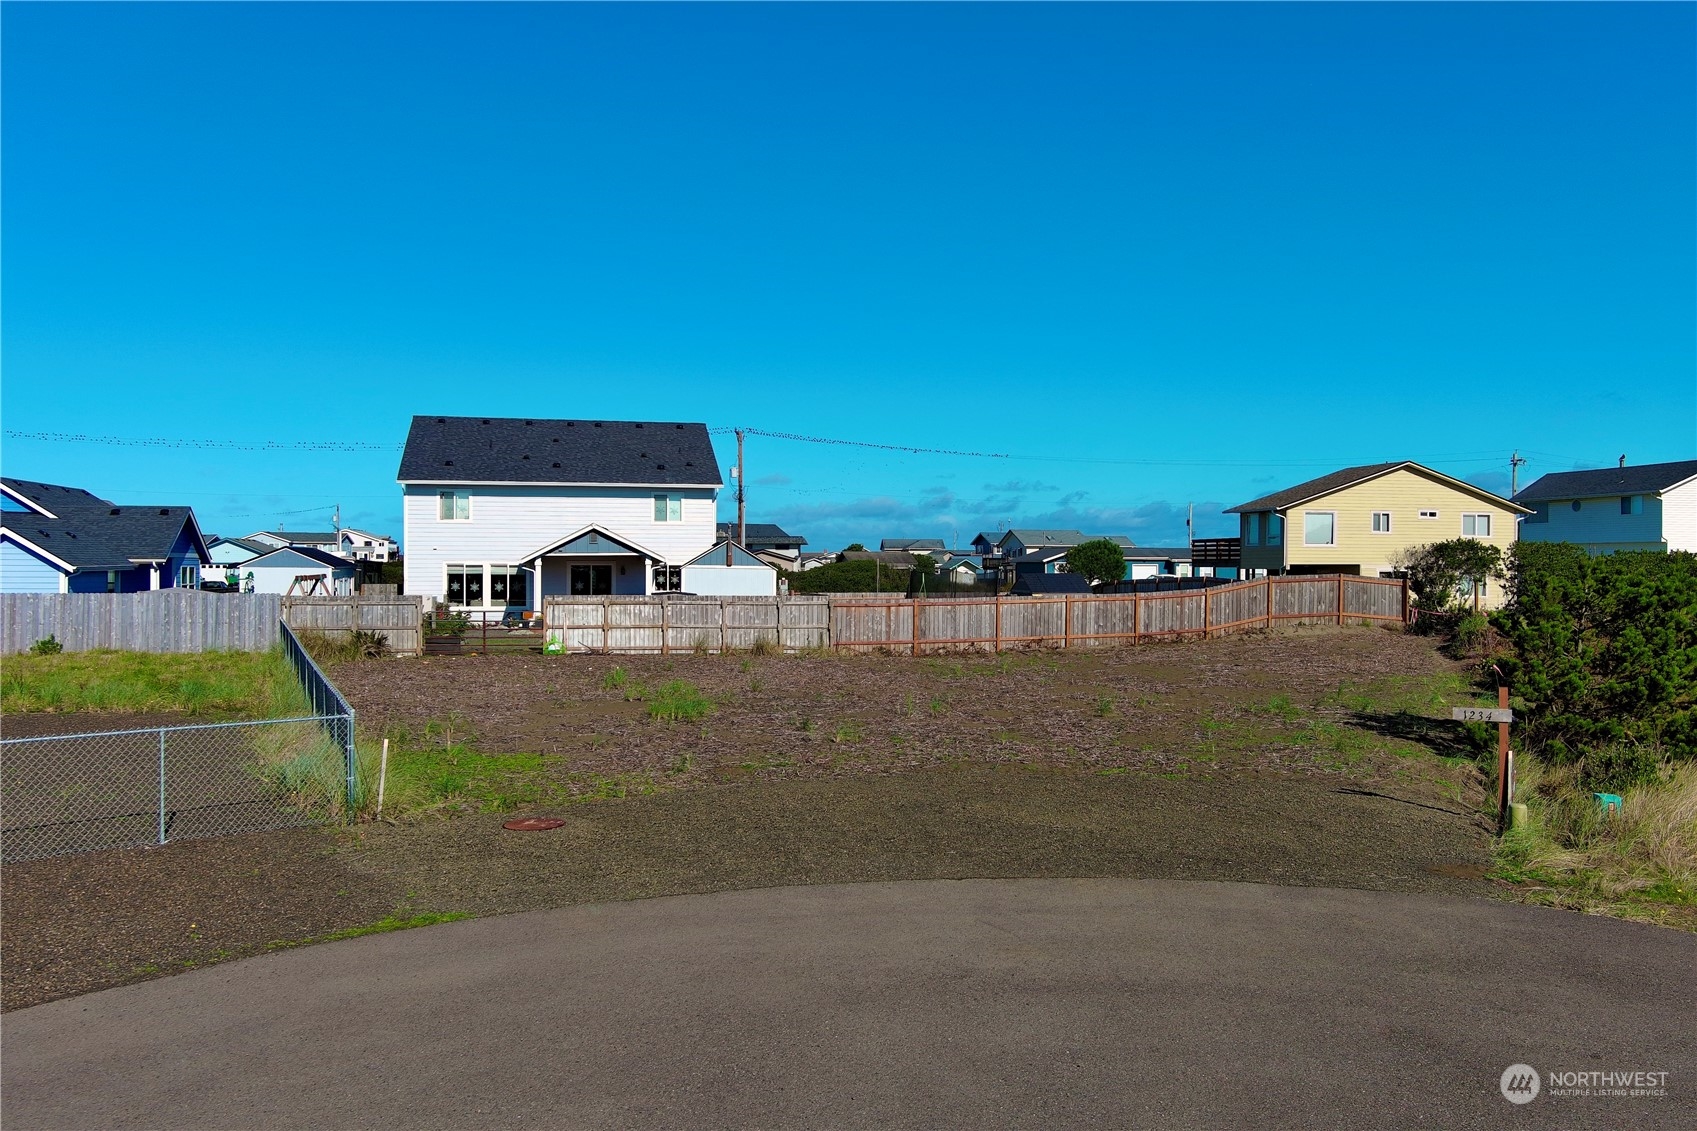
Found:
[110,508,121,515]
[522,454,530,460]
[552,462,561,469]
[567,421,575,427]
[159,508,169,515]
[685,461,693,467]
[444,460,454,466]
[524,420,533,426]
[437,417,446,423]
[635,423,643,428]
[593,422,602,428]
[482,419,490,424]
[655,464,666,470]
[675,424,683,429]
[640,452,648,458]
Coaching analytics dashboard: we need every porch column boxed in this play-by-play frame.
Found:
[150,564,161,590]
[533,558,543,615]
[643,557,652,595]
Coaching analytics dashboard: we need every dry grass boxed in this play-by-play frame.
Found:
[1496,756,1697,928]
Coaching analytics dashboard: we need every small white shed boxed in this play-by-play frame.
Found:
[681,540,778,596]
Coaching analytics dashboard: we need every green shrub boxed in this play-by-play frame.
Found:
[29,635,63,655]
[1066,539,1127,587]
[784,559,911,594]
[1495,544,1697,776]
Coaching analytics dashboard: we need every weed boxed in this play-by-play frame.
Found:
[832,722,863,744]
[644,680,714,723]
[669,753,694,775]
[798,717,816,734]
[1094,695,1115,718]
[1255,694,1302,721]
[740,659,753,673]
[602,666,629,691]
[748,635,779,657]
[929,697,947,715]
[748,677,763,693]
[1,648,307,716]
[29,635,63,655]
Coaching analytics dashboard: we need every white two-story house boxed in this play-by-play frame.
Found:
[1514,458,1697,554]
[399,415,725,612]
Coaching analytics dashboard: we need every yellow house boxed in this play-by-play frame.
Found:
[1226,462,1528,604]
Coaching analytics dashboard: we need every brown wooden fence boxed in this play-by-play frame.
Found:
[281,596,425,657]
[830,574,1407,654]
[539,576,1405,656]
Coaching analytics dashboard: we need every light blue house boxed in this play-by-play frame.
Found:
[1514,459,1697,555]
[1,478,210,594]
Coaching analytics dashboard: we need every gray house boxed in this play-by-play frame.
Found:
[1515,459,1697,555]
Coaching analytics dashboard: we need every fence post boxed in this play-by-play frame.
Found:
[157,728,167,846]
[1132,591,1140,646]
[1337,575,1345,625]
[1203,588,1211,640]
[344,710,359,814]
[912,597,920,656]
[1266,577,1273,630]
[993,595,1002,653]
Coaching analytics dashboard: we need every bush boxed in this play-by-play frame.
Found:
[1395,538,1504,614]
[1495,544,1697,783]
[784,559,911,594]
[1065,539,1126,587]
[29,635,63,655]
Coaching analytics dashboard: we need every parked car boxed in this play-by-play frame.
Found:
[199,580,235,593]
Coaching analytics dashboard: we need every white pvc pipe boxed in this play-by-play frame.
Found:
[376,738,390,820]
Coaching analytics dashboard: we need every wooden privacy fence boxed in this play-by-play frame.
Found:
[541,576,1405,656]
[544,596,831,654]
[830,574,1408,654]
[281,596,425,657]
[1,591,424,656]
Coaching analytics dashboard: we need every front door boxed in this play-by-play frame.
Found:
[570,563,613,595]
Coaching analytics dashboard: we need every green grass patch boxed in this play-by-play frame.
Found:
[1,648,308,716]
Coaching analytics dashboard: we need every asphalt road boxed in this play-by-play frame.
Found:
[4,880,1692,1130]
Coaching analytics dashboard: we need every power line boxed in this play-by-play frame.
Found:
[3,430,399,452]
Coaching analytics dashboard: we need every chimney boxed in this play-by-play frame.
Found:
[1619,454,1627,468]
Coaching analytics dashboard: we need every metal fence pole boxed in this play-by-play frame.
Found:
[344,710,358,813]
[157,728,167,846]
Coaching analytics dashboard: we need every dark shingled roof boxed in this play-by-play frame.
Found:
[245,545,356,570]
[2,477,116,515]
[398,415,723,486]
[1514,459,1697,503]
[1010,572,1093,595]
[4,504,205,571]
[717,522,805,547]
[1226,461,1525,514]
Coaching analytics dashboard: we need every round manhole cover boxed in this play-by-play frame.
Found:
[502,817,566,832]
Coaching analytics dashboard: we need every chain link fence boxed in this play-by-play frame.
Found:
[1,621,360,864]
[1,715,354,863]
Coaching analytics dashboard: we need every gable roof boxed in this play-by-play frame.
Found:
[268,530,341,543]
[1514,459,1697,503]
[338,528,396,543]
[2,477,117,518]
[244,545,356,570]
[716,522,805,547]
[1227,461,1530,515]
[1,506,207,572]
[684,540,777,569]
[998,528,1088,549]
[209,536,275,556]
[1125,546,1193,562]
[398,415,723,487]
[520,523,665,564]
[881,538,945,552]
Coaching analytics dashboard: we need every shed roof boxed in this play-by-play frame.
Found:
[1010,572,1093,595]
[684,540,776,569]
[1514,459,1697,503]
[398,415,722,486]
[244,545,357,571]
[1227,461,1528,514]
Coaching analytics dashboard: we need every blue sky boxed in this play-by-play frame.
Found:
[4,3,1692,550]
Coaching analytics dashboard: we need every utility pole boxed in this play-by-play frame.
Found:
[735,428,746,550]
[1509,451,1526,498]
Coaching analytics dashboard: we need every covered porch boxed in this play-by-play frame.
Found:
[522,525,669,610]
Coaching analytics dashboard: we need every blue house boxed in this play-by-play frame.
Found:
[0,478,211,594]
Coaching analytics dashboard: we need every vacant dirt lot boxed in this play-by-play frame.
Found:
[4,627,1501,1012]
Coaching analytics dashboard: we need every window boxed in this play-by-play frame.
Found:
[1371,512,1391,533]
[445,564,483,605]
[1303,511,1335,546]
[1419,510,1439,520]
[1462,513,1492,537]
[177,563,199,589]
[1246,514,1261,546]
[570,563,613,595]
[1267,514,1282,545]
[653,495,683,522]
[106,570,119,593]
[1571,500,1582,512]
[489,565,528,606]
[653,565,683,591]
[1621,495,1643,515]
[438,491,470,521]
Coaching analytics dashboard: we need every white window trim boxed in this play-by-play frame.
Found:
[1302,510,1337,547]
[653,494,683,523]
[438,491,472,522]
[1371,512,1392,534]
[1418,509,1439,520]
[1462,513,1492,538]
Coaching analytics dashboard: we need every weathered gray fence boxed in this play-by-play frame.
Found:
[1,591,424,656]
[282,596,424,657]
[544,596,832,653]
